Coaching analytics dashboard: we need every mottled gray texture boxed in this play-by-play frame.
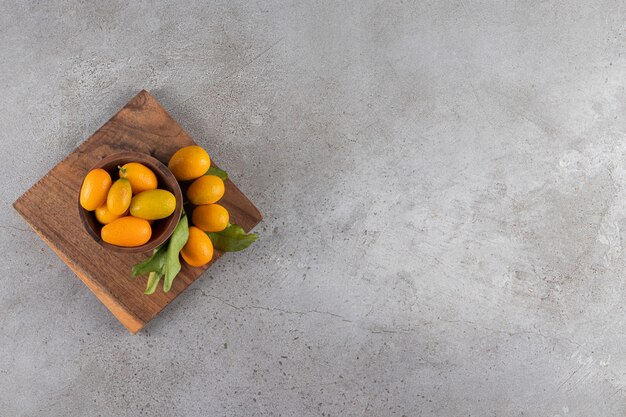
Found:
[1,0,625,416]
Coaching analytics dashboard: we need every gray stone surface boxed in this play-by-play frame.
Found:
[1,0,625,415]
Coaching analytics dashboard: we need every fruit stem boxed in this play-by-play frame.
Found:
[117,165,126,175]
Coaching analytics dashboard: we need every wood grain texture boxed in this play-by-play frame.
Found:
[13,90,263,334]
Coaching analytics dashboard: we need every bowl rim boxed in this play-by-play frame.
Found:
[78,151,183,254]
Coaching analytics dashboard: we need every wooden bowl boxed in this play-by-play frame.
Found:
[78,151,183,254]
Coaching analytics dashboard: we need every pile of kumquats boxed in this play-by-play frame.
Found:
[79,145,257,294]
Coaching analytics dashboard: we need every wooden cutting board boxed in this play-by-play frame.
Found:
[13,90,262,334]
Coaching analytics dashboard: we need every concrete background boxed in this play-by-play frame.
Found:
[1,0,625,416]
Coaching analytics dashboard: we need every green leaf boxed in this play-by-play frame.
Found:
[207,223,258,252]
[131,215,190,295]
[131,244,166,276]
[206,166,228,180]
[131,245,167,294]
[162,214,190,292]
[144,271,163,295]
